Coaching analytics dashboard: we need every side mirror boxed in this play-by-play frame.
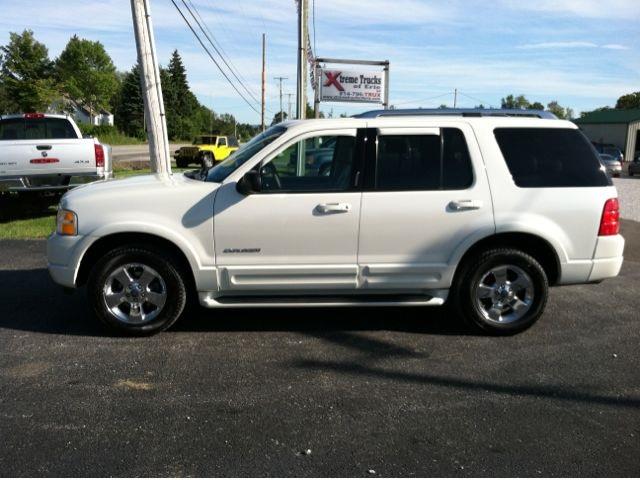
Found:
[236,170,261,195]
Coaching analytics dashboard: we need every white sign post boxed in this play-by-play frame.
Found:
[313,58,389,117]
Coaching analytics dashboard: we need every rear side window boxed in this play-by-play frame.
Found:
[0,117,78,140]
[494,128,610,188]
[375,128,473,191]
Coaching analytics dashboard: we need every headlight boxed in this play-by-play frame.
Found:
[56,209,78,236]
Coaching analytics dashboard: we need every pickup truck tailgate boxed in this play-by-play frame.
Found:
[0,139,98,176]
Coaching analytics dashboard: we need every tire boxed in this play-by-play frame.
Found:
[451,248,549,335]
[87,245,187,335]
[176,158,189,168]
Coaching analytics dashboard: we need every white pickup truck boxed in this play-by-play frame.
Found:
[0,113,112,193]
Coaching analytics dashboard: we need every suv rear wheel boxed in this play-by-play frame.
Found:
[87,245,187,335]
[452,248,549,335]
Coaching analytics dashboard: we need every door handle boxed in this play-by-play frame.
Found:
[316,202,351,214]
[36,145,52,151]
[449,199,483,211]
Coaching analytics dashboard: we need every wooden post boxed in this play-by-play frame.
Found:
[296,0,307,120]
[261,33,266,132]
[130,0,171,175]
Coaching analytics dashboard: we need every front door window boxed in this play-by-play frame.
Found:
[260,135,356,192]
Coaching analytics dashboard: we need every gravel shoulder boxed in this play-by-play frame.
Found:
[613,176,640,222]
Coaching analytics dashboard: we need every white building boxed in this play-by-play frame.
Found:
[49,98,114,127]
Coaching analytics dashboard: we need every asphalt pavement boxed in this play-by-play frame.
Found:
[0,222,639,476]
[111,144,189,165]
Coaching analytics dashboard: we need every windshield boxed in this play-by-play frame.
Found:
[603,147,620,156]
[194,136,217,145]
[0,117,78,140]
[206,125,287,183]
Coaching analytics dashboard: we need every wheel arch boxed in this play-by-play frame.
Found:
[453,232,561,286]
[76,232,197,291]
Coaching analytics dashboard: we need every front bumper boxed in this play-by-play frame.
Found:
[46,233,94,288]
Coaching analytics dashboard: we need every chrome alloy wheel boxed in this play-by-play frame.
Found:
[475,264,534,324]
[102,263,167,324]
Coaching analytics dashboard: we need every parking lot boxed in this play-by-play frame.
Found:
[0,186,639,476]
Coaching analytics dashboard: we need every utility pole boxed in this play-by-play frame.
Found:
[454,88,458,108]
[274,76,287,122]
[261,33,266,132]
[296,0,308,120]
[130,0,171,175]
[286,93,293,120]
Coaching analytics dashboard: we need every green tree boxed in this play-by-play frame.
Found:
[615,92,640,109]
[546,100,574,120]
[580,106,612,118]
[55,35,118,120]
[113,64,145,139]
[0,30,59,113]
[501,94,531,109]
[163,50,202,140]
[530,101,545,110]
[271,111,287,125]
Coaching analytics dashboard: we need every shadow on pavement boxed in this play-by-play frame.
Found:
[289,356,640,409]
[0,268,473,337]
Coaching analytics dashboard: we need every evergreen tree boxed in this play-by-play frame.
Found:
[113,64,145,139]
[0,30,59,113]
[56,35,118,120]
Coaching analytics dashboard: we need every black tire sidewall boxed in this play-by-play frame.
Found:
[88,246,187,335]
[456,249,549,335]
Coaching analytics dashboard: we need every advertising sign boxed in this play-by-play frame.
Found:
[319,69,385,104]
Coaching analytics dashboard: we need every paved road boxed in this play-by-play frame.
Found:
[0,222,639,476]
[111,144,189,165]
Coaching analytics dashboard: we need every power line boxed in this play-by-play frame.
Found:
[457,91,495,108]
[170,0,261,115]
[181,0,262,106]
[186,0,258,97]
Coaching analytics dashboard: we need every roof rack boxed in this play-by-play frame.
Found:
[354,108,558,120]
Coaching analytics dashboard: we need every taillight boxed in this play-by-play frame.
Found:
[599,198,620,236]
[24,113,45,119]
[94,144,105,168]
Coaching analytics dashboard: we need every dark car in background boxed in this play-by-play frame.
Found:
[628,155,640,176]
[593,142,624,163]
[599,154,622,177]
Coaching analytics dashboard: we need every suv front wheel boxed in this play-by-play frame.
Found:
[87,245,188,335]
[452,248,549,335]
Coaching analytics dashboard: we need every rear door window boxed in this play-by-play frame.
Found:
[0,117,78,140]
[494,128,610,187]
[374,128,474,191]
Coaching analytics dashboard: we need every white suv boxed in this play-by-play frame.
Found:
[47,109,625,335]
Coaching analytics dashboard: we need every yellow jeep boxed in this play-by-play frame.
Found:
[174,135,240,168]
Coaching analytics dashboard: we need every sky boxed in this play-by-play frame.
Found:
[0,0,638,124]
